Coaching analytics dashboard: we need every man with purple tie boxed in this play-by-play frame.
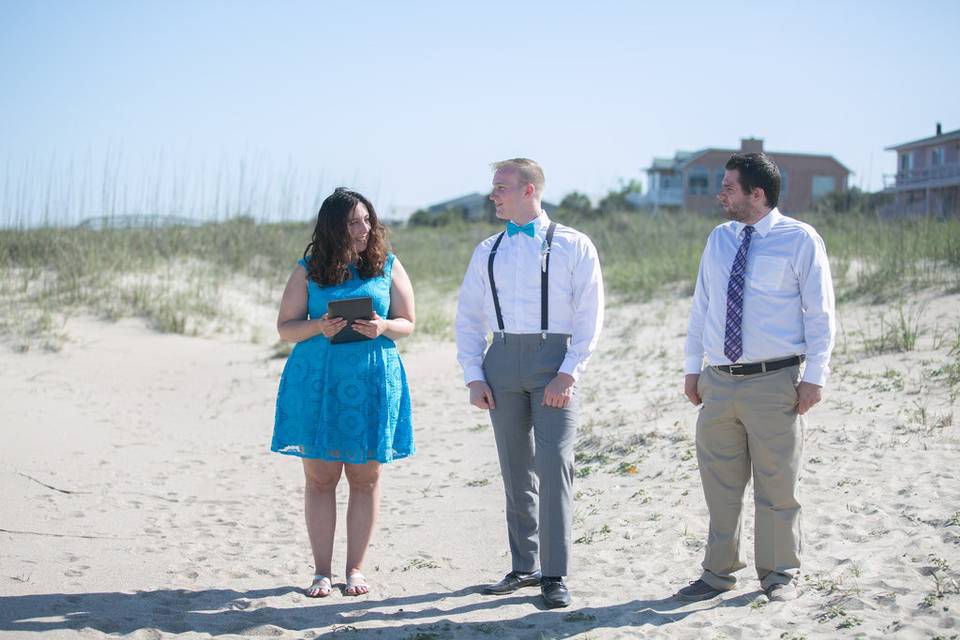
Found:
[677,153,836,603]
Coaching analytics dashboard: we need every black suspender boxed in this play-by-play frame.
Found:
[541,221,557,333]
[487,222,557,334]
[487,231,506,332]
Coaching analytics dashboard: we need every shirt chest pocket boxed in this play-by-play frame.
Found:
[749,256,790,292]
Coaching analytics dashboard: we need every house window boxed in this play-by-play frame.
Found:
[687,167,709,195]
[661,174,681,190]
[931,147,944,166]
[812,176,836,200]
[780,169,789,198]
[715,169,725,191]
[900,152,912,172]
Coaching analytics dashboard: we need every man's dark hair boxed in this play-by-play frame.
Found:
[725,153,781,208]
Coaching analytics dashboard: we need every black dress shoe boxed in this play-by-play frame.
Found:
[674,579,728,602]
[482,571,542,595]
[540,577,572,608]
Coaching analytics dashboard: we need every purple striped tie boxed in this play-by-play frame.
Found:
[723,225,755,362]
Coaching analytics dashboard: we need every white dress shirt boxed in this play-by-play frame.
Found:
[455,211,605,385]
[684,208,836,386]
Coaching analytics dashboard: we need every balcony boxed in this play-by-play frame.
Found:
[638,187,684,208]
[883,162,960,189]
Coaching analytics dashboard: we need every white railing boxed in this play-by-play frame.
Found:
[885,162,960,188]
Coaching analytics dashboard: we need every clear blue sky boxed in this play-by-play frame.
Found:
[1,0,958,224]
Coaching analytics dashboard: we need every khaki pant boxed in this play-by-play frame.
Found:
[696,364,804,590]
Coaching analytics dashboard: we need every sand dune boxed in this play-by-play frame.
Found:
[2,294,959,639]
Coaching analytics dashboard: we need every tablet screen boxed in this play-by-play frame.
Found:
[327,296,374,344]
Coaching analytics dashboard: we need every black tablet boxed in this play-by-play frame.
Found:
[327,296,374,344]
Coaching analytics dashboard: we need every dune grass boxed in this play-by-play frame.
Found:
[816,212,960,302]
[1,211,959,349]
[394,210,960,303]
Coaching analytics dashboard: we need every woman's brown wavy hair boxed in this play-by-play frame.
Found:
[303,188,388,286]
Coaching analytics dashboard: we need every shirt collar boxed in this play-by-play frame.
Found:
[509,210,550,237]
[534,209,550,230]
[734,207,781,238]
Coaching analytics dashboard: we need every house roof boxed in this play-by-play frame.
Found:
[426,192,558,213]
[427,192,487,211]
[885,127,960,151]
[648,152,696,171]
[647,147,851,174]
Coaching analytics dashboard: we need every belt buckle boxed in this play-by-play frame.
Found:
[727,363,748,377]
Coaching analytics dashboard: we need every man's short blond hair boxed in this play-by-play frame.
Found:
[492,158,545,196]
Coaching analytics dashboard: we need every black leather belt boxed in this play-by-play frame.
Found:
[715,355,804,377]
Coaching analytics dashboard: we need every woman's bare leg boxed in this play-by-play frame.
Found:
[343,461,382,593]
[302,459,343,592]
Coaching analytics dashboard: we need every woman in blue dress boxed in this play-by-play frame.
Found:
[272,187,415,598]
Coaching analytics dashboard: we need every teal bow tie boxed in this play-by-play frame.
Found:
[506,220,536,238]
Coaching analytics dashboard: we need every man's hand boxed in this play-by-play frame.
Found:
[795,381,822,415]
[468,381,496,410]
[684,374,701,406]
[542,373,575,408]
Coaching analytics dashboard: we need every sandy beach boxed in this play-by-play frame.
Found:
[2,291,959,639]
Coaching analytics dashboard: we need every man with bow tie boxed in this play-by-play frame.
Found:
[455,158,604,609]
[678,152,836,603]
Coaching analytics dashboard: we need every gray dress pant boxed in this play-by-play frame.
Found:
[482,333,578,577]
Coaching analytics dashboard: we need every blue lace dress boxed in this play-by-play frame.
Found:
[271,253,414,463]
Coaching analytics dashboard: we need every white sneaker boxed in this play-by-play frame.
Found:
[765,582,799,602]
